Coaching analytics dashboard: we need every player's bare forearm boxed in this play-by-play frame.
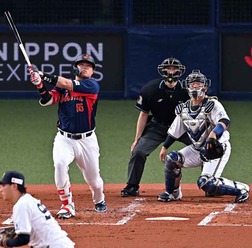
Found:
[160,146,167,162]
[135,112,149,140]
[56,76,73,91]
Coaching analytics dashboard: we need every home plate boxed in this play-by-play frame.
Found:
[145,217,189,221]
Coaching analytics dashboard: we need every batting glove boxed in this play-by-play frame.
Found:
[27,65,38,73]
[28,66,43,87]
[30,71,42,86]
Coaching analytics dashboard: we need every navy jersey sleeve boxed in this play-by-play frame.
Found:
[72,78,100,94]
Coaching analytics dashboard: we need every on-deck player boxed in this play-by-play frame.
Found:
[28,54,107,219]
[0,170,75,247]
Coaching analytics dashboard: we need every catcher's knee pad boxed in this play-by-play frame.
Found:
[165,151,184,193]
[165,151,184,174]
[197,174,218,194]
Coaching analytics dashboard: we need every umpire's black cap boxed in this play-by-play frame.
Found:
[0,171,25,186]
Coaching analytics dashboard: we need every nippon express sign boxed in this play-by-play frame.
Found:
[0,32,124,92]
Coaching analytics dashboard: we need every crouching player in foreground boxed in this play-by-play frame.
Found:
[0,171,75,247]
[158,70,249,203]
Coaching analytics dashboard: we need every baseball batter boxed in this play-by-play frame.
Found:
[29,54,107,219]
[0,170,75,247]
[158,70,250,203]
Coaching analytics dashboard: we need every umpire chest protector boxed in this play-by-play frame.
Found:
[136,79,189,125]
[175,97,216,149]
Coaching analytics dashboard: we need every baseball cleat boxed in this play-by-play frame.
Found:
[95,201,107,212]
[56,204,76,219]
[234,188,250,203]
[121,185,139,197]
[157,191,182,202]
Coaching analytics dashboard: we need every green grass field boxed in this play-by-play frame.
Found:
[0,99,251,185]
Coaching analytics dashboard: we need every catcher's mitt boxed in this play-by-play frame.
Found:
[199,138,224,162]
[0,226,16,247]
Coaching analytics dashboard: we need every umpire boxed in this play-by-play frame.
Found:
[121,57,191,197]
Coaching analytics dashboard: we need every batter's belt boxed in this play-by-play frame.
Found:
[58,129,94,140]
[30,246,49,248]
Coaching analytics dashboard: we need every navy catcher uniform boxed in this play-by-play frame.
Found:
[121,58,191,197]
[29,54,107,219]
[158,70,249,203]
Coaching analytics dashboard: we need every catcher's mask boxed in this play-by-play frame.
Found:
[73,53,96,76]
[183,69,211,99]
[157,57,186,83]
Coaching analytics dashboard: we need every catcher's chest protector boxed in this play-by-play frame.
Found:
[180,100,215,149]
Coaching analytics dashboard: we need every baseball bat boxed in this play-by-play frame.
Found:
[4,11,32,66]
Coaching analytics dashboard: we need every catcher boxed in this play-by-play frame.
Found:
[0,171,75,247]
[158,69,250,203]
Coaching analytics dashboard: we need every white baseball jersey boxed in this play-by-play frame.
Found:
[168,97,231,177]
[169,97,230,148]
[13,193,75,248]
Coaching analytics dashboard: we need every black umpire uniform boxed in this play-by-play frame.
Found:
[121,58,190,197]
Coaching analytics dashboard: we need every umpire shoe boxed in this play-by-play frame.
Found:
[95,201,107,212]
[121,184,139,197]
[234,188,250,203]
[56,204,76,219]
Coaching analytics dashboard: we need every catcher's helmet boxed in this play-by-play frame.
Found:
[183,69,211,99]
[73,53,96,76]
[157,57,186,82]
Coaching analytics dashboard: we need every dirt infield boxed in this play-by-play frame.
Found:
[1,184,252,248]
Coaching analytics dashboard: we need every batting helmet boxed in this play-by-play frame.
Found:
[73,53,96,76]
[157,57,186,82]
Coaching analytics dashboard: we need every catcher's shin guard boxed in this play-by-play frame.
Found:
[198,175,250,202]
[164,151,183,194]
[218,177,250,203]
[165,171,182,194]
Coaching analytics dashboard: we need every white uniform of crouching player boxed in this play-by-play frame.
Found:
[158,69,250,203]
[0,171,75,248]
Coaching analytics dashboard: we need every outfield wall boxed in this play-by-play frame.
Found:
[0,0,252,100]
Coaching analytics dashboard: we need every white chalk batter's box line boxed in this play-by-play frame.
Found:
[59,200,252,227]
[198,202,252,226]
[58,200,251,226]
[57,198,143,226]
[2,200,252,227]
[0,199,142,226]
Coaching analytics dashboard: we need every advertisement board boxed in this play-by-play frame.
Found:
[0,32,124,96]
[221,33,252,92]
